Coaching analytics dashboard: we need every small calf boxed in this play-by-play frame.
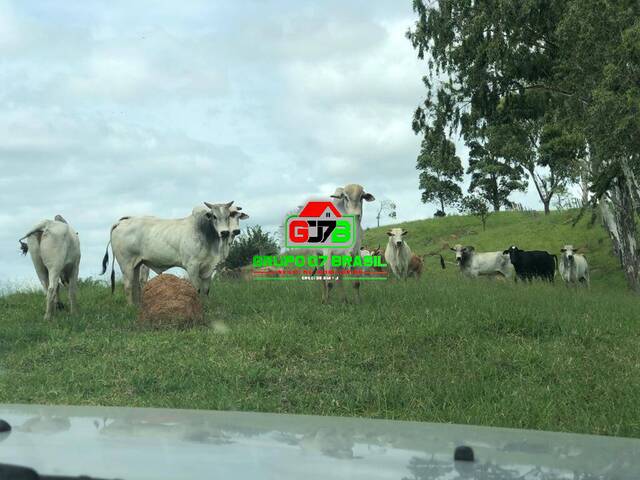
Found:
[559,245,590,287]
[407,254,424,279]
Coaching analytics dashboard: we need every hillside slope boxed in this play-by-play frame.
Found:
[364,209,625,289]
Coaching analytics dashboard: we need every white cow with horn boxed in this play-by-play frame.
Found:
[321,184,375,303]
[135,204,249,288]
[18,215,81,320]
[101,201,237,305]
[385,227,412,280]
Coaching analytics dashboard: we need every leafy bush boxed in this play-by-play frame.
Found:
[224,226,279,269]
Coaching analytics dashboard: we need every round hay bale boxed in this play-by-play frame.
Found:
[139,274,205,329]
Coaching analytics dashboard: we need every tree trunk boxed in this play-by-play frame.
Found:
[440,197,445,214]
[600,179,640,294]
[542,198,551,215]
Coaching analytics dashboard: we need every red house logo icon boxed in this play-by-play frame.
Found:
[285,200,354,249]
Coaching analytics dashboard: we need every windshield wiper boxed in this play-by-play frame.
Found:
[0,463,123,480]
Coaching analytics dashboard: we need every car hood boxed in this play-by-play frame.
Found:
[0,404,638,479]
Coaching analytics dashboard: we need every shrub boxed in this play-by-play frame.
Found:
[224,225,279,269]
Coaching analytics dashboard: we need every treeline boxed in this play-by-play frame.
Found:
[407,0,640,293]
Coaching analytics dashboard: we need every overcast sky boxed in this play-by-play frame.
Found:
[0,0,544,286]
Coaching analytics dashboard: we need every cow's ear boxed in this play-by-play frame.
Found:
[402,230,408,236]
[362,192,375,202]
[560,248,566,252]
[386,231,393,236]
[450,247,456,251]
[330,187,345,199]
[466,246,475,251]
[239,212,249,220]
[502,250,509,254]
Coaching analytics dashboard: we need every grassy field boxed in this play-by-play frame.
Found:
[1,210,639,438]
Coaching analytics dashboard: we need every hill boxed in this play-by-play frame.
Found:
[364,209,626,290]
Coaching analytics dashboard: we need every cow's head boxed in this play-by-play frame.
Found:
[387,228,407,247]
[503,245,522,263]
[202,201,235,239]
[330,184,375,222]
[560,244,577,262]
[229,205,249,239]
[450,244,474,265]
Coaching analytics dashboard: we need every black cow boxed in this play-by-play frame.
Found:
[503,245,557,282]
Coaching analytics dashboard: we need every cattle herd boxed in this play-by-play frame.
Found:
[17,183,590,320]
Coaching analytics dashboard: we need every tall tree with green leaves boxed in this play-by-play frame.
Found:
[415,131,463,215]
[466,138,527,212]
[407,0,640,292]
[487,94,584,214]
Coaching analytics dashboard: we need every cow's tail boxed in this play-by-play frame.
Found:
[18,225,46,256]
[18,236,29,255]
[101,223,119,294]
[552,254,559,271]
[439,254,446,270]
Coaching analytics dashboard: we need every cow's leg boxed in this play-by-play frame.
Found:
[55,282,65,310]
[44,269,61,321]
[186,264,203,296]
[121,265,135,306]
[131,264,142,306]
[35,266,49,293]
[353,280,361,304]
[322,280,333,304]
[200,275,212,297]
[68,265,79,315]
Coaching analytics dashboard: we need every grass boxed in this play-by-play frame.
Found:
[1,209,639,438]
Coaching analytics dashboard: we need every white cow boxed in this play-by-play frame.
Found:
[101,202,236,305]
[451,244,512,279]
[321,184,375,303]
[559,244,590,287]
[19,215,81,320]
[385,228,412,280]
[137,205,249,288]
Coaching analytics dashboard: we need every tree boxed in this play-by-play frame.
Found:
[407,0,640,293]
[459,195,491,231]
[375,200,397,227]
[224,225,279,269]
[415,132,463,215]
[466,139,527,212]
[487,95,584,214]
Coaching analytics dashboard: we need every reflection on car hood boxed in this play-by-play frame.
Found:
[0,404,638,479]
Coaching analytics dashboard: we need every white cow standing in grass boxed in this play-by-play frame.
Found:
[451,244,512,279]
[321,184,375,303]
[385,228,412,280]
[136,205,249,288]
[101,202,237,306]
[18,215,81,320]
[559,245,590,287]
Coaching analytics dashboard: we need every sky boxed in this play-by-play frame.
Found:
[0,0,546,286]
